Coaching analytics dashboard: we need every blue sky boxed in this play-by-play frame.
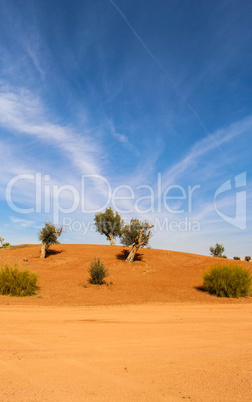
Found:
[0,0,252,258]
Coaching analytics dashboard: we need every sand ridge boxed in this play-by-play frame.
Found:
[0,244,251,306]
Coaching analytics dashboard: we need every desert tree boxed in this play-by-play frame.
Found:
[94,207,123,245]
[120,218,154,263]
[0,237,10,248]
[209,243,225,258]
[38,222,63,258]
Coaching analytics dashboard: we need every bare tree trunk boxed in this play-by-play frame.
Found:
[40,242,48,258]
[125,225,154,263]
[126,245,139,263]
[108,234,115,245]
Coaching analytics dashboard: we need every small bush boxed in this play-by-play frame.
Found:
[0,264,38,296]
[233,256,240,260]
[203,264,251,298]
[209,243,225,257]
[245,256,251,262]
[89,258,108,285]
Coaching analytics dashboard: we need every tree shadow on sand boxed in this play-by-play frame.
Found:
[46,249,64,256]
[116,249,143,262]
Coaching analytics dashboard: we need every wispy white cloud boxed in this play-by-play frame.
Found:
[107,119,140,158]
[10,216,35,227]
[0,87,103,176]
[108,119,128,144]
[161,115,252,189]
[23,36,46,79]
[0,86,114,216]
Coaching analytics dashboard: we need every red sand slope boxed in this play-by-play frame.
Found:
[0,244,251,306]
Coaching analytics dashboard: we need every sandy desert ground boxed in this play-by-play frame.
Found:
[0,244,251,401]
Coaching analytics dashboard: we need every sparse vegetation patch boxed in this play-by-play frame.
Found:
[203,264,251,298]
[0,264,38,297]
[89,258,108,285]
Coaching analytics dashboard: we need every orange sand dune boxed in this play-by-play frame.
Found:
[0,244,251,306]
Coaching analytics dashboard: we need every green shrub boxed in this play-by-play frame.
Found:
[209,243,225,257]
[203,264,251,298]
[0,264,38,297]
[88,258,108,285]
[233,256,240,260]
[245,256,251,262]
